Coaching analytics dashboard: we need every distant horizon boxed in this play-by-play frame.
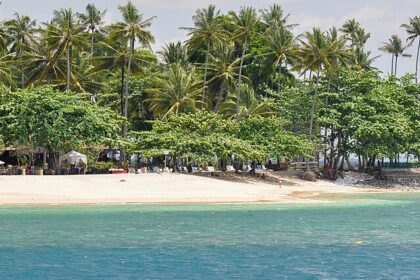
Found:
[0,0,419,76]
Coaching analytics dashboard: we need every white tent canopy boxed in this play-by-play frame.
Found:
[58,151,88,168]
[0,160,5,165]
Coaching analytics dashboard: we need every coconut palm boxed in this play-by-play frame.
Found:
[77,4,107,55]
[351,48,379,71]
[110,1,155,137]
[4,13,37,87]
[158,41,189,67]
[0,51,13,87]
[401,16,420,83]
[262,27,298,92]
[340,19,360,37]
[229,7,259,119]
[260,4,297,30]
[0,23,9,51]
[46,8,87,90]
[24,41,66,86]
[181,5,227,102]
[325,27,353,77]
[205,44,243,110]
[350,27,371,49]
[219,84,274,119]
[379,35,411,76]
[296,28,330,137]
[95,40,154,114]
[145,63,202,118]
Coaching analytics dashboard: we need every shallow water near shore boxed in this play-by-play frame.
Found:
[1,193,420,279]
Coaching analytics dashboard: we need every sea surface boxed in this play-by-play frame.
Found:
[1,193,420,279]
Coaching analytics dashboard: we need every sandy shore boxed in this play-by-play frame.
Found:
[0,173,386,205]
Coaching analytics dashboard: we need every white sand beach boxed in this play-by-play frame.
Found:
[0,173,383,205]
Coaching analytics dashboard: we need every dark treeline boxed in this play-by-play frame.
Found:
[0,2,419,175]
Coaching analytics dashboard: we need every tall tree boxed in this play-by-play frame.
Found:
[77,4,107,55]
[229,7,259,120]
[96,40,154,115]
[145,63,202,118]
[181,5,226,103]
[297,28,330,168]
[0,51,13,87]
[262,27,298,93]
[260,4,297,30]
[4,13,37,87]
[158,41,189,67]
[379,35,411,76]
[111,1,155,138]
[401,16,420,83]
[46,8,87,90]
[206,44,242,111]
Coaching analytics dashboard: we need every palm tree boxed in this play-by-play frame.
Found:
[351,48,379,71]
[401,16,420,83]
[262,27,298,92]
[145,63,202,118]
[158,41,189,67]
[340,19,360,37]
[0,51,13,87]
[4,13,37,87]
[297,28,329,138]
[350,27,371,49]
[110,1,155,138]
[181,5,226,102]
[46,8,87,90]
[379,35,411,76]
[24,41,66,86]
[229,7,259,120]
[77,4,107,55]
[96,40,154,115]
[206,44,242,110]
[260,4,297,30]
[325,27,353,78]
[219,84,274,119]
[0,23,9,51]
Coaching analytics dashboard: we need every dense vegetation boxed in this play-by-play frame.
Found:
[0,2,419,173]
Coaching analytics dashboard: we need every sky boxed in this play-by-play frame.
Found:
[1,0,419,76]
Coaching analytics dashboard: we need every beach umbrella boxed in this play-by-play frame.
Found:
[58,151,88,167]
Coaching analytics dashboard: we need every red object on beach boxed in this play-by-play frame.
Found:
[110,169,128,174]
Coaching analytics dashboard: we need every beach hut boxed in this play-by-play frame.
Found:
[58,151,88,174]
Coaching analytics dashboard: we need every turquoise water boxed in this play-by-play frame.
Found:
[1,194,420,279]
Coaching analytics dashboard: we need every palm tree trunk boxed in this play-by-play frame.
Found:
[416,38,420,84]
[307,67,320,170]
[391,54,394,76]
[277,60,282,93]
[91,29,95,55]
[121,64,125,117]
[21,69,25,88]
[309,67,320,137]
[202,40,211,103]
[215,79,226,111]
[123,38,134,139]
[236,36,248,120]
[66,47,71,90]
[394,54,398,76]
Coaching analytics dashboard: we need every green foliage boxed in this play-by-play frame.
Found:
[130,111,311,163]
[0,86,123,153]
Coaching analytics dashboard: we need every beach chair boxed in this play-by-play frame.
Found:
[163,167,170,173]
[226,165,235,172]
[181,166,189,173]
[192,167,199,173]
[152,166,162,173]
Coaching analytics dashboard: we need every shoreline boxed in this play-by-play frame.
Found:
[0,173,414,206]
